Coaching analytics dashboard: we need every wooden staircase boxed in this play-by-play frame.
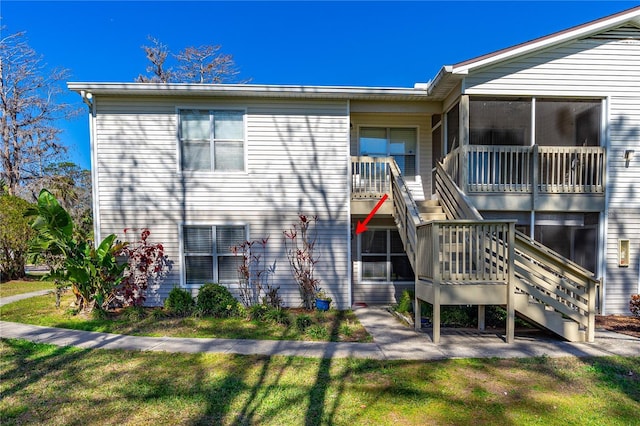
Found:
[389,158,597,344]
[513,292,585,342]
[349,155,597,344]
[417,200,447,222]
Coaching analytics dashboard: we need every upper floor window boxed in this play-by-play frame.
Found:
[359,127,417,177]
[179,110,244,171]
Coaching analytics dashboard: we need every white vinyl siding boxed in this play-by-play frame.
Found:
[92,96,350,307]
[463,28,640,314]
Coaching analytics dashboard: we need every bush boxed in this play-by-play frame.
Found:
[195,283,240,318]
[0,195,34,281]
[295,314,313,332]
[121,306,146,321]
[164,287,194,316]
[395,290,413,314]
[248,304,269,321]
[264,308,291,326]
[630,294,640,318]
[116,228,172,307]
[306,324,329,340]
[440,306,477,327]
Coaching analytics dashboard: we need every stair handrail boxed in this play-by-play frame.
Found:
[436,155,597,342]
[435,161,482,221]
[513,231,597,341]
[388,158,423,270]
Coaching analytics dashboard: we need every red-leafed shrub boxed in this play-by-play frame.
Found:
[283,214,320,310]
[630,294,640,318]
[116,228,172,307]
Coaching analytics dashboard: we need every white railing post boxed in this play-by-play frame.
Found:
[432,221,441,344]
[587,276,596,342]
[532,144,539,209]
[506,221,516,344]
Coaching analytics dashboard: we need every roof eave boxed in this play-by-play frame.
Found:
[67,82,434,101]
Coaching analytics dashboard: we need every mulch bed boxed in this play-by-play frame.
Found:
[595,315,640,338]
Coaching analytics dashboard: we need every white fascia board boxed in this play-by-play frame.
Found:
[67,82,432,101]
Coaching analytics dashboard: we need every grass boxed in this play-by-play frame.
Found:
[0,279,55,298]
[1,338,638,425]
[0,291,371,343]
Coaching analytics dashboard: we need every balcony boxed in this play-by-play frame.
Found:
[442,145,606,211]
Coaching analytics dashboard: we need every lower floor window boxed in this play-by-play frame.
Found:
[359,228,414,282]
[183,225,246,285]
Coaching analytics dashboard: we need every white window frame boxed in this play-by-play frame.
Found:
[180,223,248,288]
[357,125,419,179]
[357,227,414,284]
[177,108,247,173]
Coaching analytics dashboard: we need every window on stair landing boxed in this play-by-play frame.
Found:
[359,228,414,282]
[179,110,245,171]
[359,127,417,178]
[182,225,246,286]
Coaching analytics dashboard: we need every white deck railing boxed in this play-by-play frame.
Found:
[443,145,605,194]
[350,156,390,198]
[416,220,515,283]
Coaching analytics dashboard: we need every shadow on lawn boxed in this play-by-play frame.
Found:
[1,337,639,425]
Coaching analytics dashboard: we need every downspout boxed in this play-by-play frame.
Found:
[81,91,101,246]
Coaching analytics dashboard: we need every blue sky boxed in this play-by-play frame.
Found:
[2,1,638,170]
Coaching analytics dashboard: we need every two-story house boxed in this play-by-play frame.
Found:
[70,6,640,343]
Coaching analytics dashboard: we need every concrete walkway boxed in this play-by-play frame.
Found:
[1,292,639,360]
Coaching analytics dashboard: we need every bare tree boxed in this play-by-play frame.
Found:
[175,45,239,83]
[135,36,173,83]
[136,35,244,84]
[0,31,77,196]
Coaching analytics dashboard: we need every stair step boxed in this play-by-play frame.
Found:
[513,293,584,342]
[419,212,447,221]
[419,199,441,207]
[417,201,444,214]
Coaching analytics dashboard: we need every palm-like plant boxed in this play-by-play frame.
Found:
[26,189,126,311]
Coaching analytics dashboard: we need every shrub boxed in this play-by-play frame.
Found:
[395,289,413,314]
[339,324,353,337]
[306,324,329,340]
[283,214,320,309]
[121,305,146,321]
[440,306,477,327]
[295,314,313,332]
[164,287,194,316]
[248,303,269,321]
[195,283,240,318]
[150,308,167,320]
[91,308,109,321]
[0,195,34,281]
[264,308,291,326]
[116,228,172,307]
[630,294,640,318]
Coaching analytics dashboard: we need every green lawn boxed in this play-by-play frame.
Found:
[1,338,638,425]
[0,280,55,298]
[0,291,370,343]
